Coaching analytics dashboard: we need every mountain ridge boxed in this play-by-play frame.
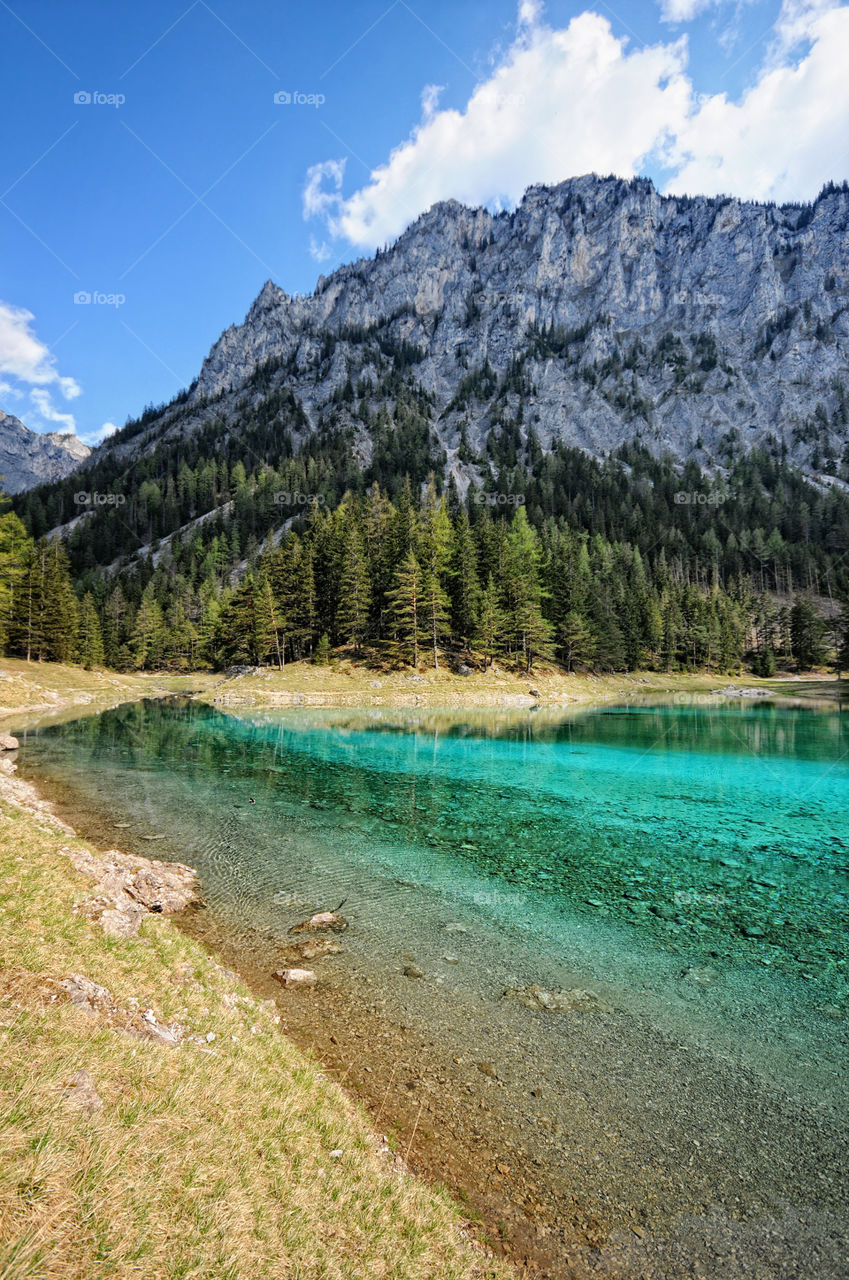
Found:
[178,172,848,480]
[0,410,91,494]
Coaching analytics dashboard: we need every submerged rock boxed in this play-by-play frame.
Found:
[502,984,611,1013]
[287,938,343,961]
[402,963,424,979]
[288,910,348,935]
[273,967,317,987]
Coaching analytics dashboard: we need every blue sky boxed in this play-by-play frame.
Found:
[1,0,847,446]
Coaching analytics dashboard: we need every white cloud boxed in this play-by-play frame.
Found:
[665,6,849,201]
[0,301,81,411]
[81,421,117,447]
[304,0,849,252]
[0,301,61,387]
[30,388,76,433]
[303,158,347,220]
[771,0,843,53]
[420,83,444,121]
[518,0,543,27]
[0,379,23,401]
[659,0,714,22]
[305,9,691,248]
[308,235,333,263]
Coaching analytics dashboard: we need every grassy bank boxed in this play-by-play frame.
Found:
[0,658,216,734]
[0,770,511,1280]
[196,656,846,709]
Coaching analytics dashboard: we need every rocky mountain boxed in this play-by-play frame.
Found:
[0,411,91,494]
[180,173,849,479]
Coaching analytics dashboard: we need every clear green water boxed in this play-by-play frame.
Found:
[18,697,849,1009]
[16,697,849,1275]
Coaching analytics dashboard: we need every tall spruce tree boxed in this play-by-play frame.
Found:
[75,593,104,669]
[387,549,424,668]
[336,523,372,653]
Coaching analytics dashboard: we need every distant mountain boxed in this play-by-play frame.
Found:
[182,172,849,476]
[0,410,91,494]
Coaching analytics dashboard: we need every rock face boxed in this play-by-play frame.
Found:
[182,174,849,475]
[0,410,90,494]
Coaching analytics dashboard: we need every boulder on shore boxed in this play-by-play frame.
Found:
[0,733,19,751]
[60,843,199,938]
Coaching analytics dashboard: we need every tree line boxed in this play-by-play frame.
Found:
[3,483,847,677]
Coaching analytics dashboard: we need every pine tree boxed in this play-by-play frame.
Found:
[9,540,78,663]
[0,512,32,653]
[557,610,595,672]
[790,597,826,671]
[418,484,452,669]
[449,508,480,650]
[835,597,849,678]
[75,592,104,669]
[313,632,331,665]
[131,583,166,669]
[476,574,506,670]
[336,524,372,652]
[502,507,553,672]
[387,549,424,667]
[41,542,79,663]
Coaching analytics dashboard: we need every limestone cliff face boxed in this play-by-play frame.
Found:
[183,175,849,472]
[0,411,91,494]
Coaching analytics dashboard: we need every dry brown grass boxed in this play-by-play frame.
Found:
[0,791,512,1280]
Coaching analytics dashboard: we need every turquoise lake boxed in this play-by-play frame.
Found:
[15,696,849,1277]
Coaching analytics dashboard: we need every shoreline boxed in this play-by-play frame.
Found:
[0,753,513,1280]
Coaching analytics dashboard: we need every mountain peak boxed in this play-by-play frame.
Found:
[1,411,91,494]
[186,177,847,477]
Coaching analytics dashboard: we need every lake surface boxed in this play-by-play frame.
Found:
[16,698,849,1279]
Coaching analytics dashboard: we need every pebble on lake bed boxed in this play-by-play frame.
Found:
[682,965,719,986]
[402,964,424,979]
[502,984,611,1013]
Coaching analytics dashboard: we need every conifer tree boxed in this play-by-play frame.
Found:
[835,597,849,678]
[449,508,480,650]
[418,484,453,668]
[0,511,31,653]
[75,593,104,669]
[476,574,506,670]
[387,549,424,667]
[131,583,166,669]
[336,524,372,652]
